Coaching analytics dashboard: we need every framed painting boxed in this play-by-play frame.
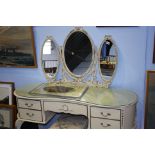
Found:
[0,104,16,129]
[0,82,15,105]
[0,26,37,68]
[145,70,155,128]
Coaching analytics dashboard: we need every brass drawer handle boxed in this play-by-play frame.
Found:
[100,112,111,117]
[100,123,111,127]
[26,113,34,117]
[25,103,33,107]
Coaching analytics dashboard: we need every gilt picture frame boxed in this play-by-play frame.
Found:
[0,104,16,129]
[145,70,155,128]
[0,82,15,105]
[0,26,37,68]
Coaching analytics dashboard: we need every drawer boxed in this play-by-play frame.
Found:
[91,118,120,129]
[18,108,42,122]
[18,99,41,110]
[91,106,121,120]
[44,101,87,116]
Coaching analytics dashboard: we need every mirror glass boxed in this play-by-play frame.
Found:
[64,31,93,76]
[42,37,59,79]
[100,38,117,80]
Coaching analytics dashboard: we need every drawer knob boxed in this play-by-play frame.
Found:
[100,123,111,127]
[100,112,111,117]
[63,105,68,111]
[25,103,33,107]
[26,113,34,117]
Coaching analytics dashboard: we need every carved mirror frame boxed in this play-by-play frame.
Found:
[40,31,118,88]
[98,35,118,88]
[61,27,96,83]
[41,36,60,82]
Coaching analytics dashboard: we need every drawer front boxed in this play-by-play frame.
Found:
[18,99,41,110]
[91,118,120,129]
[91,107,121,120]
[44,101,87,116]
[18,108,42,122]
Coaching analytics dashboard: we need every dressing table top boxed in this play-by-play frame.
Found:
[14,83,137,107]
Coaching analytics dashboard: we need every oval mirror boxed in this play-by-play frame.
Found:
[41,36,59,80]
[63,28,94,77]
[99,35,117,82]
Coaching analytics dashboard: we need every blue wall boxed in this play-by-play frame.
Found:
[0,26,153,128]
[146,27,155,70]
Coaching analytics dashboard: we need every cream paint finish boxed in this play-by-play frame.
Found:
[14,83,137,129]
[91,118,121,129]
[18,99,41,110]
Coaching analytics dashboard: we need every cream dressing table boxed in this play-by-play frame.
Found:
[14,27,137,129]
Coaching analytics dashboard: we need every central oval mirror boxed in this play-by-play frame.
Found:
[41,36,59,80]
[63,28,94,77]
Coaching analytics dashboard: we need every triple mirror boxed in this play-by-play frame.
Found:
[41,28,118,87]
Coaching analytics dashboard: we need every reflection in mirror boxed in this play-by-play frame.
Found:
[100,37,117,80]
[64,31,92,76]
[44,86,74,93]
[42,37,59,79]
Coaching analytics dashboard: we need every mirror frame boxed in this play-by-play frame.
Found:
[62,27,95,80]
[41,36,60,82]
[98,35,118,87]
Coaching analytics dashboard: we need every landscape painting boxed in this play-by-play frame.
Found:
[0,82,14,105]
[145,71,155,128]
[0,86,9,104]
[0,105,16,128]
[0,26,37,68]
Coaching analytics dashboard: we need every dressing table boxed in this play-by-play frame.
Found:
[14,27,137,129]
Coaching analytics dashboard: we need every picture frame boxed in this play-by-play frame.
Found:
[144,70,155,128]
[0,104,16,129]
[0,26,37,68]
[0,82,15,105]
